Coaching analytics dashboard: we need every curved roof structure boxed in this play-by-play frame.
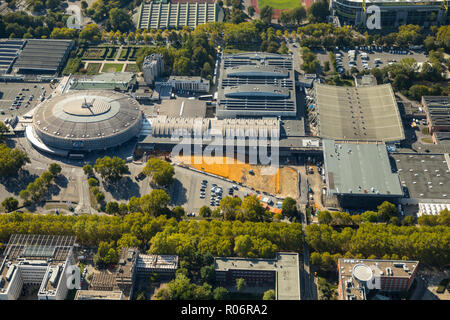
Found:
[33,90,142,151]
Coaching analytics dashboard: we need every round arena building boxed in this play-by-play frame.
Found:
[32,90,142,152]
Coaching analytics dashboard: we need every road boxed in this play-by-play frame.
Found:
[297,166,318,300]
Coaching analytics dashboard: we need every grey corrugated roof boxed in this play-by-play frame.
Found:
[14,39,72,72]
[315,84,404,142]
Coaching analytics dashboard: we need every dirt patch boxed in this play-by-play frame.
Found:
[173,155,298,198]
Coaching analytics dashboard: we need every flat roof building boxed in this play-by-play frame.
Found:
[136,2,224,30]
[0,234,76,300]
[90,247,138,299]
[217,52,297,119]
[214,252,301,300]
[314,84,404,142]
[323,140,403,208]
[68,72,136,92]
[13,39,73,75]
[0,39,25,74]
[338,259,419,300]
[391,153,450,204]
[136,254,178,278]
[422,96,450,134]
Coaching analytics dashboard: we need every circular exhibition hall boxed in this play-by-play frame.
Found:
[28,90,143,154]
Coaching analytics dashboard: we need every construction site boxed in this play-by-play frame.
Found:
[173,155,299,199]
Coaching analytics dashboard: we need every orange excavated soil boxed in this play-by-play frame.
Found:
[173,155,298,198]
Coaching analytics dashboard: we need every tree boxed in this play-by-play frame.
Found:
[95,192,105,203]
[140,189,170,216]
[401,215,416,226]
[106,201,119,215]
[308,0,329,23]
[88,177,99,187]
[0,145,30,178]
[79,23,101,42]
[418,214,438,226]
[247,6,255,17]
[41,171,54,185]
[260,6,274,25]
[94,156,129,181]
[172,206,185,219]
[0,121,9,143]
[219,196,242,220]
[236,278,246,292]
[83,164,94,177]
[213,287,228,300]
[108,8,133,33]
[234,235,253,257]
[45,0,60,10]
[48,163,61,177]
[143,158,175,187]
[239,195,269,221]
[117,233,141,248]
[281,197,297,218]
[377,201,398,222]
[199,206,212,218]
[200,265,215,284]
[2,197,18,212]
[318,210,332,225]
[263,289,275,300]
[437,209,450,227]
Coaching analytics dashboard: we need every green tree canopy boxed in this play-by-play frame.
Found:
[143,158,175,187]
[94,156,129,181]
[140,189,170,216]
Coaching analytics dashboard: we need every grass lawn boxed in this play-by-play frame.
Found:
[86,63,102,75]
[101,63,124,73]
[125,63,139,73]
[257,0,299,10]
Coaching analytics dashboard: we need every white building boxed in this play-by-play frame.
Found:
[0,234,76,300]
[143,54,164,86]
[158,76,210,93]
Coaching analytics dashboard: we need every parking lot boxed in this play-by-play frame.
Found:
[315,47,428,74]
[170,166,281,216]
[0,82,54,121]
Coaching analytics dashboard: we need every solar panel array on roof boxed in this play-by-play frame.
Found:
[0,39,25,74]
[14,39,73,74]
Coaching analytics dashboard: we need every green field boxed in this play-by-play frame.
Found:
[101,63,124,72]
[257,0,300,10]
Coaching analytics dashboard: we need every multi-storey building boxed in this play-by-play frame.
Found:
[217,52,297,119]
[143,54,164,86]
[337,259,419,300]
[331,0,448,28]
[214,252,301,300]
[0,234,76,300]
